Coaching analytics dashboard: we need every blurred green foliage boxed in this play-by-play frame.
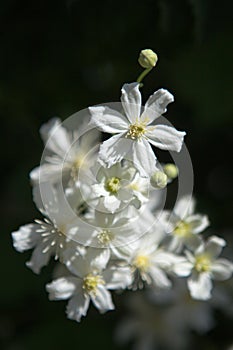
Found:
[1,0,233,349]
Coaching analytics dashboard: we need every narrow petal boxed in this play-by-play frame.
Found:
[205,235,226,259]
[172,257,193,276]
[40,118,71,158]
[30,163,63,185]
[26,244,51,274]
[187,214,210,234]
[99,134,132,168]
[188,271,212,300]
[66,293,90,322]
[103,195,121,213]
[141,88,174,124]
[121,83,141,123]
[211,259,233,281]
[11,224,39,252]
[149,266,172,288]
[91,285,115,313]
[174,195,195,218]
[89,106,129,133]
[131,139,156,177]
[146,124,186,152]
[166,235,184,253]
[104,266,132,289]
[46,277,78,300]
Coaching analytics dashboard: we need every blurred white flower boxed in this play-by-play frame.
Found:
[185,236,233,300]
[161,195,209,253]
[11,183,89,273]
[30,118,100,185]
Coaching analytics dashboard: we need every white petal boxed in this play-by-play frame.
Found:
[67,248,110,277]
[141,88,174,124]
[26,244,51,274]
[99,134,132,167]
[46,277,78,300]
[205,235,226,259]
[91,285,114,313]
[89,106,129,133]
[30,163,63,185]
[66,293,90,322]
[146,124,186,152]
[188,272,212,300]
[92,183,109,197]
[174,195,195,218]
[211,259,233,281]
[187,214,210,234]
[89,248,110,271]
[40,118,71,157]
[149,266,172,288]
[121,83,141,123]
[104,266,132,289]
[172,257,193,276]
[166,235,184,253]
[11,224,39,252]
[103,195,121,213]
[131,139,156,177]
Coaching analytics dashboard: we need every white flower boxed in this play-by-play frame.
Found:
[30,118,100,185]
[46,248,132,322]
[123,229,182,289]
[11,183,89,273]
[185,236,233,300]
[89,83,185,176]
[87,161,149,213]
[161,195,209,253]
[83,210,152,259]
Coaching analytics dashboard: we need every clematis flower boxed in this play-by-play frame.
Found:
[11,183,91,273]
[86,161,149,213]
[185,236,233,300]
[89,83,185,176]
[46,248,132,322]
[161,195,209,253]
[30,118,100,185]
[123,229,186,290]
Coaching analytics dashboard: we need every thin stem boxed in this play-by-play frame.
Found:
[136,67,153,85]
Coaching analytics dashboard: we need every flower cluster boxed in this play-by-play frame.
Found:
[11,55,233,324]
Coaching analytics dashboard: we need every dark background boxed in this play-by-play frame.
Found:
[1,0,233,349]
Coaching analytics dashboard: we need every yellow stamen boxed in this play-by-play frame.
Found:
[83,273,105,295]
[105,177,121,194]
[97,229,113,245]
[133,255,150,271]
[126,122,147,140]
[194,255,211,272]
[173,221,191,237]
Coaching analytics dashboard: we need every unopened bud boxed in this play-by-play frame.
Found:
[138,49,158,69]
[163,164,179,179]
[150,171,167,189]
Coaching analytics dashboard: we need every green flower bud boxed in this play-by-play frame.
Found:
[138,49,158,69]
[150,171,167,189]
[163,164,179,179]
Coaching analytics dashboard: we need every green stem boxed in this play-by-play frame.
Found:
[136,67,153,85]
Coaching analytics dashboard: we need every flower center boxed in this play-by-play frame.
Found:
[71,155,85,180]
[83,273,104,295]
[127,122,146,140]
[173,221,191,237]
[105,177,121,194]
[97,229,113,245]
[194,255,211,273]
[133,255,150,271]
